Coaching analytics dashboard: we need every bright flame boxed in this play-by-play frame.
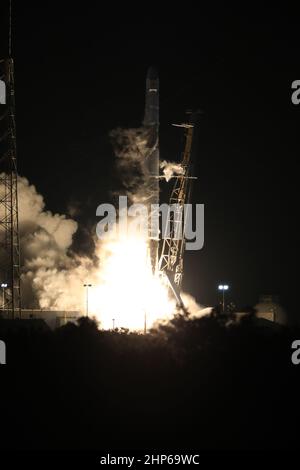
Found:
[89,234,175,331]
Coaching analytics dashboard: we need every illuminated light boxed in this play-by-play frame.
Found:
[88,232,175,331]
[218,284,229,290]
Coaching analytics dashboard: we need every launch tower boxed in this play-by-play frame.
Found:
[0,2,21,318]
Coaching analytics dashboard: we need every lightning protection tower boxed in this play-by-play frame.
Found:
[0,1,21,318]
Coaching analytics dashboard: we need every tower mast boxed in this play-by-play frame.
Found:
[0,0,21,318]
[158,113,197,306]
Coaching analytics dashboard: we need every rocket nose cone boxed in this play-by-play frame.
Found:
[147,66,158,80]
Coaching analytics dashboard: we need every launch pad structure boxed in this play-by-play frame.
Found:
[158,117,197,307]
[143,66,198,309]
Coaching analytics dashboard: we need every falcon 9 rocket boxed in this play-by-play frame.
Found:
[143,66,160,274]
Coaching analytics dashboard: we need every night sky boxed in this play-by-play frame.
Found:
[0,4,298,317]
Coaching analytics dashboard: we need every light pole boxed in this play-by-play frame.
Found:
[1,283,7,311]
[218,284,229,313]
[83,284,92,317]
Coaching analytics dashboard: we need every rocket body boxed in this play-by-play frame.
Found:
[143,66,159,128]
[143,67,159,273]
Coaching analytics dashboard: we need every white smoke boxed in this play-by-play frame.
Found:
[160,160,184,182]
[110,127,154,204]
[14,176,97,312]
[18,176,77,251]
[181,293,212,318]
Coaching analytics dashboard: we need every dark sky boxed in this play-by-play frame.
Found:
[0,4,298,316]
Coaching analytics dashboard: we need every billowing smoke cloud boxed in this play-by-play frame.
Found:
[160,160,184,182]
[110,127,155,204]
[181,293,212,318]
[16,176,98,311]
[18,176,77,251]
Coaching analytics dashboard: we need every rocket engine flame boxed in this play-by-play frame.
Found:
[91,233,175,330]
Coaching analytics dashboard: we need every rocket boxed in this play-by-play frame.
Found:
[143,66,159,273]
[143,66,159,128]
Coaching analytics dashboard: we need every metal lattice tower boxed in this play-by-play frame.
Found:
[0,57,21,318]
[158,117,196,299]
